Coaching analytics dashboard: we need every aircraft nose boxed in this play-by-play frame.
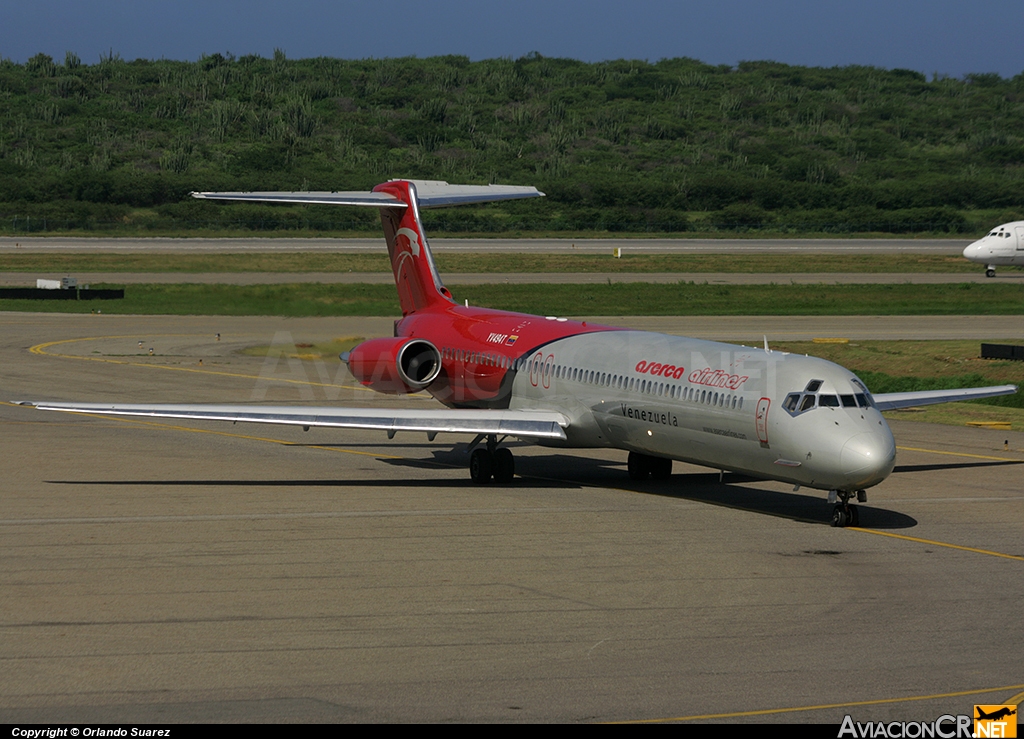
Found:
[963,242,980,259]
[841,431,896,488]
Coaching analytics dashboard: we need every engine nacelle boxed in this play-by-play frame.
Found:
[347,337,442,394]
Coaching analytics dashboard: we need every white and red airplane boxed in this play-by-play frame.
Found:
[962,221,1024,277]
[20,180,1017,527]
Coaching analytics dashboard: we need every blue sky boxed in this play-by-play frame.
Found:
[5,0,1022,78]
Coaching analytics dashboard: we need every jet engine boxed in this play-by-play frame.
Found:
[346,337,442,394]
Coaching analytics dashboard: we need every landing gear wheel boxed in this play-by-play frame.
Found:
[493,448,515,483]
[986,268,996,278]
[847,504,859,527]
[470,448,493,484]
[627,452,650,480]
[650,456,673,480]
[830,505,848,528]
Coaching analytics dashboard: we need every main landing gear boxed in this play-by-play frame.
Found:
[627,451,673,481]
[469,435,515,484]
[828,489,867,527]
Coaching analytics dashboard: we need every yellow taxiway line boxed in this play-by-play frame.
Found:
[16,328,1024,726]
[13,400,1022,563]
[611,683,1024,724]
[848,528,1024,561]
[897,445,1024,462]
[7,401,1022,724]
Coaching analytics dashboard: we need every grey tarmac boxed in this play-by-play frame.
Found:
[1,314,1022,723]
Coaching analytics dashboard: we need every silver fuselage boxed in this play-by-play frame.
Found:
[508,331,896,492]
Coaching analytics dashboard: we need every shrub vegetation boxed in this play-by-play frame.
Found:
[2,52,1023,235]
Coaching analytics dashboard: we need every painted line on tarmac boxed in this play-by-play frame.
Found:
[897,445,1024,462]
[29,334,374,394]
[849,528,1024,561]
[611,683,1024,724]
[878,444,1024,560]
[858,441,1024,561]
[545,456,1024,560]
[14,404,1022,563]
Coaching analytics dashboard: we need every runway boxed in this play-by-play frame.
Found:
[0,236,969,255]
[2,314,1022,723]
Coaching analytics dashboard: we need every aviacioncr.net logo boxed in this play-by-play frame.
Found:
[838,714,973,738]
[974,705,1018,738]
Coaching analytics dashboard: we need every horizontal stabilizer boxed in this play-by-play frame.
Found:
[191,180,543,209]
[872,384,1017,411]
[17,402,569,441]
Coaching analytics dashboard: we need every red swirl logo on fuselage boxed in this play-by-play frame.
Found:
[688,367,749,390]
[635,360,686,380]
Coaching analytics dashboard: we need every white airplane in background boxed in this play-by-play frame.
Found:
[19,180,1018,527]
[963,221,1024,276]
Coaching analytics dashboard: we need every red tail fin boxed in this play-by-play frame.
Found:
[373,180,454,316]
[191,179,542,316]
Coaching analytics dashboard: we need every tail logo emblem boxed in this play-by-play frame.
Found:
[395,227,421,257]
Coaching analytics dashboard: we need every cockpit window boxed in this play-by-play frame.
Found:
[850,379,875,408]
[784,383,875,416]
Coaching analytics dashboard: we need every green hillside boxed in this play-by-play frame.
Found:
[2,52,1023,235]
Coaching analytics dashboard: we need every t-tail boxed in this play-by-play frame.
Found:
[190,179,544,316]
[373,180,454,316]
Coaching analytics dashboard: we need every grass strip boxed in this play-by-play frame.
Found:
[0,252,987,275]
[3,282,1024,317]
[771,340,1024,385]
[773,339,1024,426]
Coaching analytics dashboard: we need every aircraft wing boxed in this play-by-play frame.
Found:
[190,180,544,209]
[15,402,569,440]
[872,384,1017,411]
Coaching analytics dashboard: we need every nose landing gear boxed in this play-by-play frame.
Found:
[830,504,858,527]
[986,266,996,278]
[828,489,866,527]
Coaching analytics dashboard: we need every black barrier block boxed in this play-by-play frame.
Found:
[78,289,125,300]
[981,343,1023,360]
